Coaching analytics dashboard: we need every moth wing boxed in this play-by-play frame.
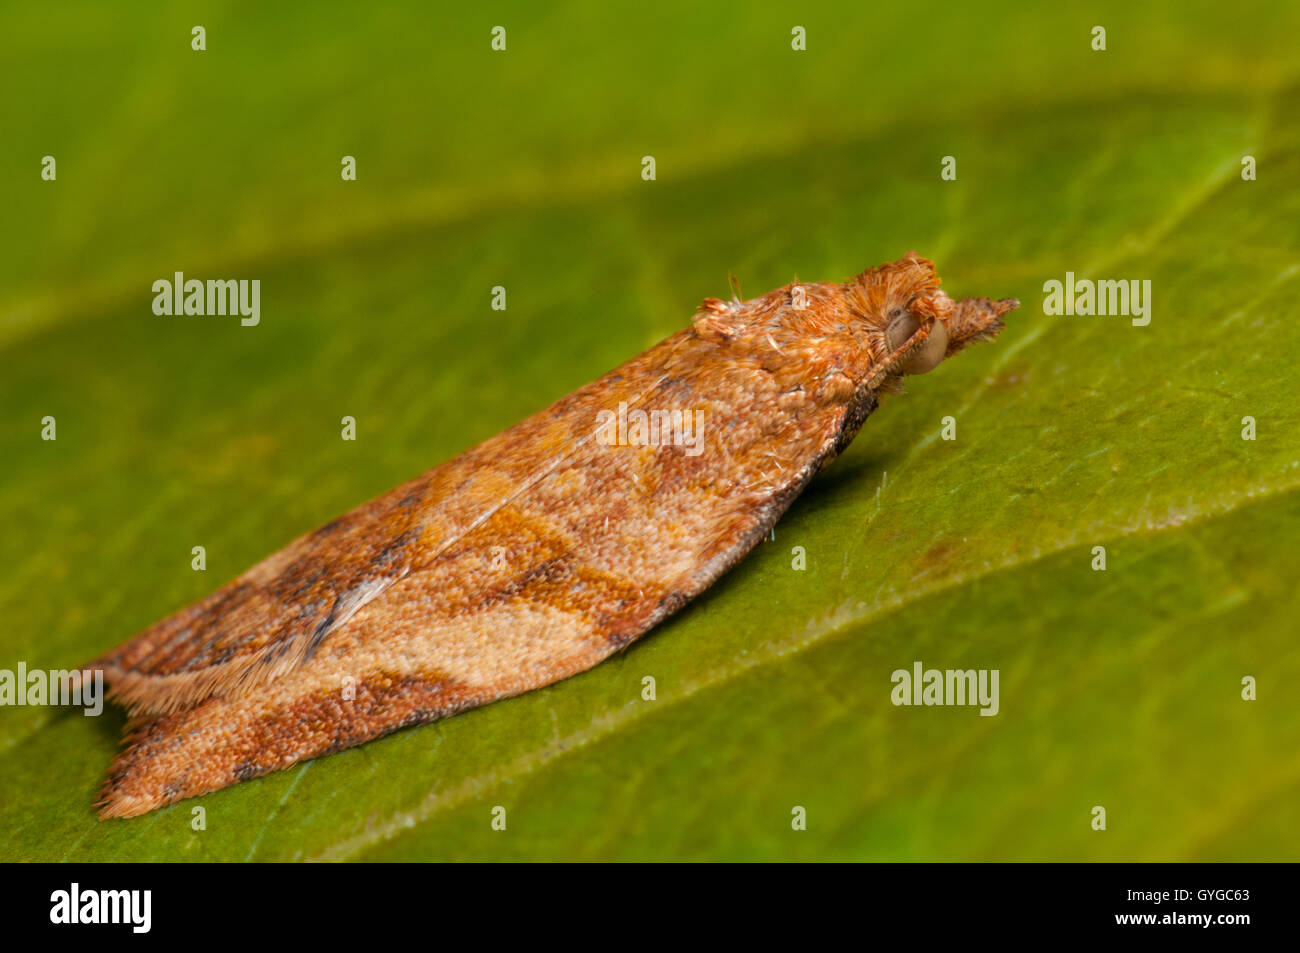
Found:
[92,466,450,715]
[96,328,859,814]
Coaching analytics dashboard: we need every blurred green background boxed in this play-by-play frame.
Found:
[2,1,1299,861]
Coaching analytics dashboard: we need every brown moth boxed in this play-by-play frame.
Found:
[90,252,1017,818]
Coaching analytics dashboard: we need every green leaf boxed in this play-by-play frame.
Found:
[2,1,1298,860]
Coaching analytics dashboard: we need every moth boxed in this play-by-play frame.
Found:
[90,252,1017,817]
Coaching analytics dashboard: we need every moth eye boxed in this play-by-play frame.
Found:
[885,310,920,352]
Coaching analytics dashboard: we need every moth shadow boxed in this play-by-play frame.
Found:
[45,698,133,750]
[803,446,897,501]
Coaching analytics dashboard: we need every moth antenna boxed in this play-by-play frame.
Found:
[727,271,743,305]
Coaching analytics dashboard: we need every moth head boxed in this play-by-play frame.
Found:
[848,251,956,377]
